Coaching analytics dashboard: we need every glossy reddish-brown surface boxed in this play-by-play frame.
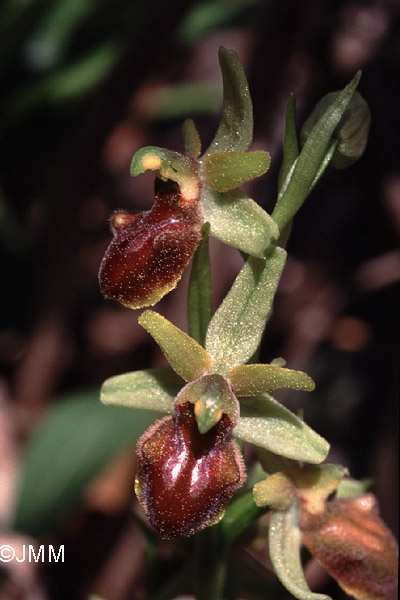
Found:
[301,494,398,600]
[98,179,202,309]
[136,402,245,538]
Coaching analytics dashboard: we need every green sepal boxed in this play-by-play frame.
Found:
[205,46,253,154]
[201,187,279,258]
[300,90,370,169]
[182,118,201,159]
[202,150,270,192]
[175,373,239,433]
[205,248,287,374]
[272,72,361,232]
[269,502,331,600]
[100,366,182,413]
[233,394,329,464]
[138,310,212,382]
[188,223,212,346]
[130,146,199,201]
[278,93,299,193]
[228,364,315,395]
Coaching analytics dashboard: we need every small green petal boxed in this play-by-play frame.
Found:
[182,118,201,159]
[138,310,212,382]
[228,364,315,395]
[100,366,181,413]
[202,151,270,192]
[253,471,296,511]
[201,187,279,258]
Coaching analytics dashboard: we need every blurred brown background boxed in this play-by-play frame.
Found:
[0,0,399,599]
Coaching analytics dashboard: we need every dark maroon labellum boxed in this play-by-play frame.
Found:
[136,402,245,538]
[99,179,202,309]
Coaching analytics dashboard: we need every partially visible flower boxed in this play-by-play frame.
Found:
[300,494,398,600]
[135,394,245,539]
[254,465,398,600]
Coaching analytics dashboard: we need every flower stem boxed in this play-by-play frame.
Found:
[193,526,227,600]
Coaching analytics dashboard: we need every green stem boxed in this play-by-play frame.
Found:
[193,526,227,600]
[188,223,212,346]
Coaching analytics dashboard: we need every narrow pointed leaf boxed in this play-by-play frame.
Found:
[205,46,253,154]
[205,248,287,374]
[203,150,270,192]
[272,72,361,232]
[139,310,212,382]
[233,394,329,463]
[101,366,182,413]
[278,93,299,192]
[130,146,199,201]
[182,118,201,158]
[269,503,331,600]
[229,364,315,396]
[188,223,212,346]
[201,187,279,258]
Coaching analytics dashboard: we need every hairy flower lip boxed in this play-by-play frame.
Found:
[136,402,245,539]
[99,177,203,309]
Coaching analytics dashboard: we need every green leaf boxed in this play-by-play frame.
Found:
[175,373,239,433]
[278,93,299,192]
[188,223,212,346]
[130,146,199,201]
[233,394,329,463]
[182,118,202,158]
[228,363,315,395]
[272,72,361,232]
[205,46,253,154]
[269,502,331,600]
[205,248,287,374]
[13,390,158,538]
[202,150,270,192]
[101,366,182,413]
[201,187,279,258]
[138,310,212,382]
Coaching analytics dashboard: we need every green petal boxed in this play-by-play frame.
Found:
[201,187,279,258]
[100,366,182,413]
[182,118,201,159]
[205,46,253,154]
[269,502,331,600]
[228,364,315,395]
[202,150,270,192]
[205,248,287,374]
[130,146,199,201]
[138,310,212,382]
[233,394,329,464]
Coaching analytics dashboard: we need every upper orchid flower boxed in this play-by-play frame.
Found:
[99,48,277,309]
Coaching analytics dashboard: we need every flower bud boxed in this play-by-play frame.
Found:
[99,178,202,309]
[301,90,371,169]
[300,494,398,600]
[136,401,245,538]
